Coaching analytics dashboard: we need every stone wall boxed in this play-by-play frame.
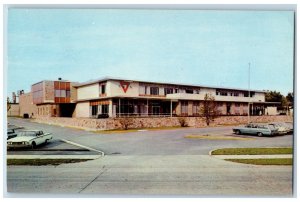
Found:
[34,115,293,131]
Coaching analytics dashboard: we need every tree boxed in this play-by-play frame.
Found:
[265,91,283,102]
[286,92,293,107]
[200,93,219,126]
[7,97,11,112]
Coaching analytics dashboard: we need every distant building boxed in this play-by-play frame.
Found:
[18,77,280,118]
[20,80,77,118]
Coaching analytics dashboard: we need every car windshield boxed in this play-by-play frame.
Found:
[17,131,37,137]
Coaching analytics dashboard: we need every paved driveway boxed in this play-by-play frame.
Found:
[6,118,293,156]
[5,118,294,196]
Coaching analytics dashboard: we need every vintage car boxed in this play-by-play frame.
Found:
[284,122,293,133]
[7,130,53,149]
[269,122,291,135]
[7,128,18,140]
[233,123,278,137]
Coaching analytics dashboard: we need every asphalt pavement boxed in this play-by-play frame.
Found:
[5,117,294,196]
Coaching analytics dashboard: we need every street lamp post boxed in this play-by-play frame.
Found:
[248,62,251,124]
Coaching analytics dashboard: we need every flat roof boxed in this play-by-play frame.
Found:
[73,76,266,93]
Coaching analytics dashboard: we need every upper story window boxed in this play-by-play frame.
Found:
[150,87,159,95]
[220,92,227,96]
[175,88,179,93]
[55,90,70,98]
[233,92,239,96]
[244,92,255,97]
[99,83,106,94]
[185,89,193,94]
[194,89,200,94]
[164,88,173,95]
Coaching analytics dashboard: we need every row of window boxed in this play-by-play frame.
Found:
[91,104,109,116]
[216,90,255,97]
[55,90,71,98]
[139,85,200,96]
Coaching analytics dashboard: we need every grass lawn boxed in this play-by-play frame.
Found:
[211,147,293,155]
[226,158,293,165]
[7,159,91,166]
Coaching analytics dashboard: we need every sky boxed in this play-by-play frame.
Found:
[6,9,294,98]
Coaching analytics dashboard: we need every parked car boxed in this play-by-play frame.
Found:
[284,122,293,134]
[7,128,18,140]
[233,123,278,137]
[7,130,53,149]
[269,122,291,135]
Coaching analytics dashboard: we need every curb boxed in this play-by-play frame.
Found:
[60,139,105,157]
[7,155,101,160]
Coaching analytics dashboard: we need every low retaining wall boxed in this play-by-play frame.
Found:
[34,115,293,131]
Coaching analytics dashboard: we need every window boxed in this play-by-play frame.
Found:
[91,105,98,116]
[101,85,106,94]
[194,90,200,94]
[185,89,193,94]
[139,85,147,95]
[60,90,66,97]
[102,105,108,114]
[220,92,227,96]
[175,88,179,93]
[192,101,199,115]
[66,90,71,97]
[216,91,220,96]
[234,92,239,96]
[55,89,70,97]
[181,101,188,115]
[150,87,159,95]
[164,88,173,95]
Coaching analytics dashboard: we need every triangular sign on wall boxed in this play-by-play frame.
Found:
[120,81,130,93]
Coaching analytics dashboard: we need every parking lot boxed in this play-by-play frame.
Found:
[6,118,293,156]
[6,117,294,196]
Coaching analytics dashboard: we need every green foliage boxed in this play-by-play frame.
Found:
[265,91,283,102]
[211,147,292,155]
[286,92,294,107]
[7,97,11,112]
[200,93,219,126]
[178,117,188,127]
[226,158,292,165]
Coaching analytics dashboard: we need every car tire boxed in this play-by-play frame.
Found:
[31,141,36,149]
[257,132,263,137]
[236,130,241,135]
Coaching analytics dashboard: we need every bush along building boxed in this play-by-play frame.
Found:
[19,77,280,118]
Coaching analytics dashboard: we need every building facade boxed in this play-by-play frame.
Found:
[18,77,280,118]
[73,77,275,118]
[29,80,77,117]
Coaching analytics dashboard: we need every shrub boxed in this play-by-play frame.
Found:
[178,117,188,127]
[118,118,134,130]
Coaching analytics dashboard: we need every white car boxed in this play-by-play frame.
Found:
[7,130,53,149]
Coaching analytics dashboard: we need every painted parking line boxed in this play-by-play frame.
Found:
[60,139,105,156]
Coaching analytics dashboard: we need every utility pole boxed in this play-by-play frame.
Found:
[248,62,251,124]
